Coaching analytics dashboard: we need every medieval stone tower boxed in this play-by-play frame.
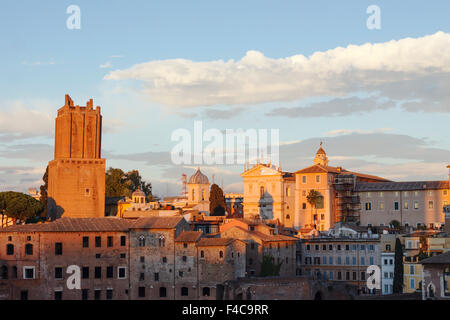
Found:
[47,94,105,219]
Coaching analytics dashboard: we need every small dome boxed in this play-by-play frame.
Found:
[188,167,209,184]
[132,187,145,197]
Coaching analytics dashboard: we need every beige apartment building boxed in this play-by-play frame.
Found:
[357,181,449,229]
[242,145,387,231]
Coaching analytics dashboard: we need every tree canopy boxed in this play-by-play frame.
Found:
[105,167,153,200]
[209,184,226,216]
[260,254,282,277]
[0,191,44,223]
[39,165,48,218]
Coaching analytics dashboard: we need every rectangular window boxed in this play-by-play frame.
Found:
[106,289,113,300]
[55,243,63,255]
[23,267,35,279]
[138,287,146,298]
[428,201,434,209]
[360,257,365,265]
[404,201,409,210]
[106,266,114,278]
[94,267,102,279]
[82,289,89,300]
[120,236,126,246]
[82,267,89,279]
[118,267,127,279]
[95,236,101,247]
[82,237,89,248]
[107,236,113,247]
[55,267,63,280]
[410,278,415,289]
[414,201,419,210]
[302,176,307,183]
[328,257,333,265]
[94,290,101,300]
[394,202,399,211]
[361,272,366,281]
[316,175,320,183]
[410,265,414,274]
[154,272,159,281]
[379,202,384,210]
[365,202,372,211]
[54,291,63,300]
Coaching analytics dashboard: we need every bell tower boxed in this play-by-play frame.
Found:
[47,94,105,219]
[314,142,329,166]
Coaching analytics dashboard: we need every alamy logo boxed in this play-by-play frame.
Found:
[366,265,381,290]
[171,121,280,166]
[66,265,81,290]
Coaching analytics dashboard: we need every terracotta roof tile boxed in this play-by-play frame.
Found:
[0,217,132,233]
[176,231,203,242]
[355,181,449,192]
[197,237,235,246]
[131,216,185,229]
[421,251,450,264]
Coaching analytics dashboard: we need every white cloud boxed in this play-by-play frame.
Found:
[105,31,450,108]
[0,100,54,140]
[100,61,112,69]
[325,128,394,136]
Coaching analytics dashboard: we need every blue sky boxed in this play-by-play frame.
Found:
[1,0,450,197]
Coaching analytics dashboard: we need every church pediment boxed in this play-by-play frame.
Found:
[241,164,282,177]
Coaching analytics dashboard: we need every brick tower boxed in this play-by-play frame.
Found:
[47,94,105,219]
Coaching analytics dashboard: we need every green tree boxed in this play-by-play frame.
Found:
[39,165,48,218]
[393,238,404,294]
[105,167,153,200]
[105,168,132,198]
[306,189,321,229]
[260,254,283,277]
[0,191,44,224]
[209,184,226,216]
[125,170,152,200]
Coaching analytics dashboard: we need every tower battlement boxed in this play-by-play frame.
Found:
[48,94,105,219]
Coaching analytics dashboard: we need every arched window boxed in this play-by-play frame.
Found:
[159,236,165,247]
[0,266,8,279]
[25,244,33,255]
[202,287,210,297]
[181,287,189,296]
[138,235,145,247]
[201,189,205,201]
[159,287,167,297]
[192,189,195,200]
[286,214,290,220]
[219,251,223,258]
[6,244,14,255]
[200,250,204,258]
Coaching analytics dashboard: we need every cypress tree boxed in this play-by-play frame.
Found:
[393,238,404,294]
